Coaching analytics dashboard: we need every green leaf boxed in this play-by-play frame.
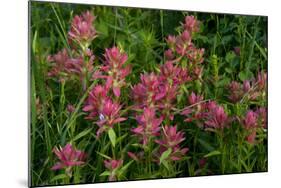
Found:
[100,171,111,177]
[32,30,38,54]
[225,51,236,63]
[162,160,170,170]
[238,70,254,81]
[50,174,69,182]
[198,138,215,152]
[118,161,134,176]
[160,148,172,164]
[204,150,221,158]
[108,128,116,148]
[96,151,111,160]
[72,128,92,142]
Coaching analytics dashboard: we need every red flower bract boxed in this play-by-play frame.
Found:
[155,125,189,161]
[204,101,228,129]
[104,159,123,181]
[68,11,97,47]
[183,15,200,34]
[99,47,131,97]
[132,107,163,145]
[51,144,86,171]
[132,73,164,109]
[83,85,109,119]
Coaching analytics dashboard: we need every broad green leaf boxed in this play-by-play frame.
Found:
[238,70,254,81]
[225,51,236,63]
[108,128,116,148]
[204,150,221,158]
[50,174,69,182]
[72,128,92,142]
[160,148,172,164]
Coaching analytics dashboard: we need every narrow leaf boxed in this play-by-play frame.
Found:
[99,171,111,177]
[72,128,93,142]
[160,148,172,164]
[108,128,116,148]
[204,150,221,158]
[50,174,68,182]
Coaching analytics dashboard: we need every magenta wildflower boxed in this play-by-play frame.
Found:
[181,92,205,123]
[186,47,205,64]
[83,85,109,120]
[104,159,123,181]
[96,99,126,137]
[47,48,69,81]
[243,80,251,92]
[199,158,207,169]
[228,81,244,103]
[155,125,189,161]
[47,48,95,85]
[51,144,86,176]
[98,47,131,97]
[255,107,267,128]
[132,73,164,109]
[68,11,97,47]
[158,84,178,120]
[132,108,163,145]
[204,101,228,129]
[234,47,240,56]
[188,91,204,105]
[256,71,267,91]
[243,110,257,129]
[243,110,258,144]
[164,49,175,60]
[159,61,190,85]
[183,15,200,34]
[67,104,75,113]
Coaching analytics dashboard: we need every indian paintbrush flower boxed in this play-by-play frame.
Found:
[243,110,258,144]
[83,85,109,120]
[132,107,163,145]
[96,99,126,137]
[104,159,123,181]
[155,125,189,161]
[204,101,228,129]
[68,11,97,49]
[99,47,131,97]
[51,143,86,177]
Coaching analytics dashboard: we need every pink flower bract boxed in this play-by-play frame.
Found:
[51,143,86,171]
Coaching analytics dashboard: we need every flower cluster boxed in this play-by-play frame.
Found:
[242,107,267,144]
[227,71,267,103]
[83,85,126,137]
[165,16,204,80]
[181,95,229,130]
[68,11,97,49]
[96,99,126,136]
[181,92,205,123]
[47,11,96,87]
[155,125,189,161]
[131,108,163,145]
[132,61,190,120]
[104,159,123,181]
[51,144,86,176]
[203,101,229,129]
[95,47,131,97]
